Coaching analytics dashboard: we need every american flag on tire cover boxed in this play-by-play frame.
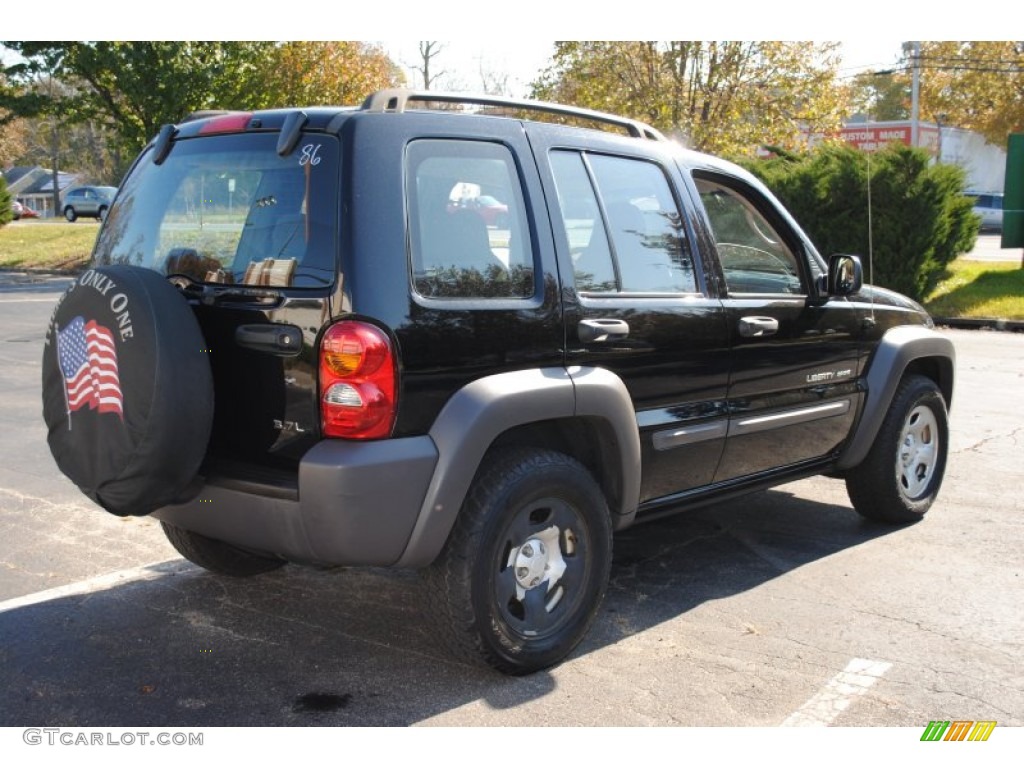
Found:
[57,315,124,419]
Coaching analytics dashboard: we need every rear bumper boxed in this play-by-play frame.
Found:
[152,436,439,567]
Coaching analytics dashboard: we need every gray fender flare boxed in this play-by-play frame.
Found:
[394,366,641,568]
[836,325,955,471]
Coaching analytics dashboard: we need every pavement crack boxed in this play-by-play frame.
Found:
[923,686,1017,719]
[955,426,1024,454]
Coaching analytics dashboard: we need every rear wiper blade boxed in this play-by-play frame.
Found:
[167,273,206,297]
[167,274,282,305]
[202,285,283,305]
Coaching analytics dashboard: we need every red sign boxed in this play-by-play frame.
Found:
[839,124,939,154]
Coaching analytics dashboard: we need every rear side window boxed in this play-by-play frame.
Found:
[549,150,696,295]
[406,139,534,299]
[95,133,339,288]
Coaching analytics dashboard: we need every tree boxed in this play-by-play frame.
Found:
[0,174,12,226]
[0,50,82,214]
[849,70,909,121]
[531,41,847,155]
[2,41,406,177]
[260,42,403,107]
[0,71,30,163]
[13,114,122,185]
[0,113,28,164]
[478,61,510,97]
[2,42,276,169]
[416,41,447,91]
[917,41,1024,146]
[846,42,1024,145]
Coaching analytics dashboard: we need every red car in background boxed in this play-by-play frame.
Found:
[447,194,509,228]
[11,201,40,220]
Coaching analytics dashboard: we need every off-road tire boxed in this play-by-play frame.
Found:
[423,448,613,675]
[846,374,949,524]
[161,521,286,577]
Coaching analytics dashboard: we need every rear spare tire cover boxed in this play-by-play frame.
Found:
[42,265,214,516]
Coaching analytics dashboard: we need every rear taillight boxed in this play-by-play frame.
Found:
[319,321,397,439]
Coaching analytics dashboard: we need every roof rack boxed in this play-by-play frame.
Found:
[360,89,666,142]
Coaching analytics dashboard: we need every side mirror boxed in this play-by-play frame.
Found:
[826,253,863,297]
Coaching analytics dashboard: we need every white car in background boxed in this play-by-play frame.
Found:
[62,186,118,222]
[969,192,1003,232]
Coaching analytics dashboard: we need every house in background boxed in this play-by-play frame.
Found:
[2,166,80,218]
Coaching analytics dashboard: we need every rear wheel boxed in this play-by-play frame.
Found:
[161,522,285,577]
[846,375,948,524]
[424,449,612,674]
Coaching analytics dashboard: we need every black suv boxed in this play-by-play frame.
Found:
[42,90,954,674]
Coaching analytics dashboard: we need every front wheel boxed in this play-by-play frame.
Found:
[424,449,612,674]
[64,207,77,222]
[845,375,949,524]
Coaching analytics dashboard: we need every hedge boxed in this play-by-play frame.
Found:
[740,142,979,301]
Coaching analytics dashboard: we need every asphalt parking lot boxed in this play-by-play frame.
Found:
[0,271,1021,728]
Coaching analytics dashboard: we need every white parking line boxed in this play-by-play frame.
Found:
[781,657,892,727]
[0,559,193,613]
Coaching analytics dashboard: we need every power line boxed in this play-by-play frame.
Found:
[916,64,1024,74]
[918,55,1024,66]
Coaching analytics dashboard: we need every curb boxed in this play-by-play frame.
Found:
[933,317,1024,333]
[0,265,86,277]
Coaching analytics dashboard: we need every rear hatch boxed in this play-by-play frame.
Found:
[93,116,342,484]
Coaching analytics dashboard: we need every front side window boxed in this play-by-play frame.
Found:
[96,132,339,288]
[549,150,696,295]
[406,139,534,299]
[695,176,804,295]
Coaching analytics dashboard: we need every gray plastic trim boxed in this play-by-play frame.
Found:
[836,325,955,470]
[154,436,438,567]
[568,366,643,522]
[394,366,641,568]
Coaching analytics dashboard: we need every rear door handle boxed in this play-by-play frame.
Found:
[739,316,779,338]
[235,323,304,356]
[578,318,630,343]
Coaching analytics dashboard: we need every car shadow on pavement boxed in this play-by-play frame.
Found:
[0,485,898,727]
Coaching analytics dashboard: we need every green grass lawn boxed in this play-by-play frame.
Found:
[0,220,99,271]
[924,260,1024,321]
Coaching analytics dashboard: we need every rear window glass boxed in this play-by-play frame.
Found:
[406,139,535,300]
[95,132,338,288]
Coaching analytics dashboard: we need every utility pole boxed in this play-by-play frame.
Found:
[905,41,921,147]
